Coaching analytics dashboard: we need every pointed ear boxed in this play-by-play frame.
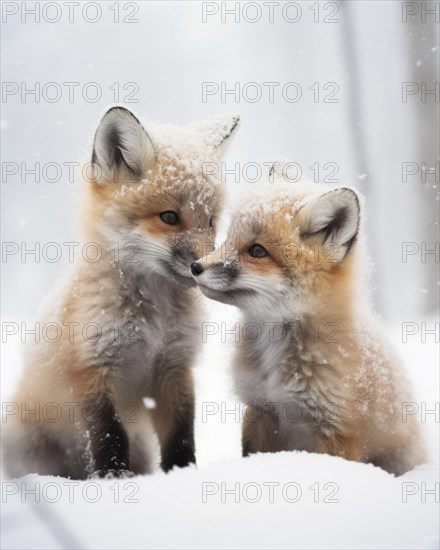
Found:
[297,188,360,262]
[188,112,240,155]
[91,107,156,184]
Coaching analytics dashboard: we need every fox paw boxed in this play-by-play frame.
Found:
[91,469,135,479]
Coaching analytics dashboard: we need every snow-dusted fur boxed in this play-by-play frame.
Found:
[3,107,239,479]
[192,160,425,475]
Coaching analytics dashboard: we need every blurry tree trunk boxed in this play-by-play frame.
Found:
[406,9,439,315]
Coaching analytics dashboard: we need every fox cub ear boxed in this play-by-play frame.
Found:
[188,112,240,154]
[91,107,156,184]
[298,188,360,262]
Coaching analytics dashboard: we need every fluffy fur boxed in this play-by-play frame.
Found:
[192,161,425,475]
[3,107,239,479]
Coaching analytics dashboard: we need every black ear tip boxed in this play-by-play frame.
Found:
[101,106,140,124]
[105,105,131,114]
[103,106,129,116]
[338,187,360,208]
[231,115,240,130]
[217,114,240,147]
[341,187,359,198]
[347,188,361,211]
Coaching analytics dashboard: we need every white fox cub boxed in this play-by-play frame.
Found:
[4,106,239,479]
[191,160,425,475]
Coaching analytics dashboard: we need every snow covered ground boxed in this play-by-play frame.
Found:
[1,302,439,550]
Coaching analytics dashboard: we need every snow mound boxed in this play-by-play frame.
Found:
[2,451,438,550]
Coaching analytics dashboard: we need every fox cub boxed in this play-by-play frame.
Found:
[4,106,239,479]
[191,160,425,475]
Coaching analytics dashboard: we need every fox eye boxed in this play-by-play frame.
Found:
[248,244,268,258]
[160,211,180,226]
[209,217,214,229]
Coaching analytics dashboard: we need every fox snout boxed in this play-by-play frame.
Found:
[191,251,256,307]
[191,258,238,283]
[191,245,236,279]
[191,247,240,294]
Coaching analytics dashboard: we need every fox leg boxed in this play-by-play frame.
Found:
[83,392,130,477]
[368,442,425,476]
[75,370,131,478]
[242,404,281,456]
[3,423,75,479]
[316,433,364,463]
[151,365,195,472]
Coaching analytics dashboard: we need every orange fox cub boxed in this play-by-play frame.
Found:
[4,107,239,479]
[191,160,425,475]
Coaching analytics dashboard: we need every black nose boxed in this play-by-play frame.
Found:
[191,262,203,276]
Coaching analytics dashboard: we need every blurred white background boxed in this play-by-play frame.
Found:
[1,0,439,322]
